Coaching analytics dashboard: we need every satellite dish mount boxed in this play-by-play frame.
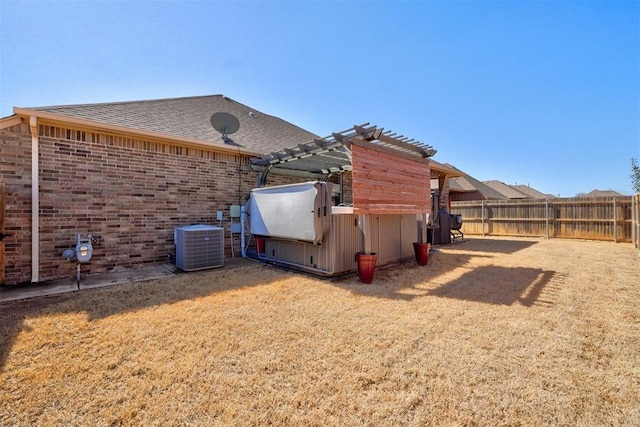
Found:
[211,112,240,142]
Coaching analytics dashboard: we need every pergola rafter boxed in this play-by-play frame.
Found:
[249,123,437,183]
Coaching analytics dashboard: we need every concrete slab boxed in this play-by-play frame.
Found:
[0,259,255,303]
[0,264,179,303]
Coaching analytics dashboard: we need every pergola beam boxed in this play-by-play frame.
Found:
[249,123,436,178]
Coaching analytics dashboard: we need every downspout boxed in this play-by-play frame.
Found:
[240,205,247,258]
[257,165,272,188]
[358,214,372,254]
[30,116,39,283]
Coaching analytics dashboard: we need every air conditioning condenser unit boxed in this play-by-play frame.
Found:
[174,225,224,271]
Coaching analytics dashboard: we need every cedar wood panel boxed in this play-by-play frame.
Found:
[351,142,431,215]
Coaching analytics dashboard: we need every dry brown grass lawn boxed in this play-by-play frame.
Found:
[1,237,639,426]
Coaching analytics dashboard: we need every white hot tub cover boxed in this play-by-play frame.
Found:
[248,181,330,244]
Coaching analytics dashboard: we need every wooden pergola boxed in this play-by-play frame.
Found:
[249,124,460,253]
[250,123,459,211]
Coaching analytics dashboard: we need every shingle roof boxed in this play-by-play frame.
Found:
[24,95,318,154]
[446,166,507,199]
[512,184,554,199]
[483,180,531,199]
[586,189,626,197]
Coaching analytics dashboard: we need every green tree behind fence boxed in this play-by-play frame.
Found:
[631,158,640,193]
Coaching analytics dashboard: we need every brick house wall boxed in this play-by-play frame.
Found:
[1,121,353,285]
[439,175,450,209]
[1,124,33,284]
[449,190,485,202]
[1,123,264,285]
[339,172,353,205]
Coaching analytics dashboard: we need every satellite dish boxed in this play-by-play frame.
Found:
[211,112,240,142]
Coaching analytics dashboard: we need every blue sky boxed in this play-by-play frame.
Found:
[1,0,638,196]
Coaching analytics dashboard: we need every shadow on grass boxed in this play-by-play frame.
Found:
[428,265,557,306]
[335,258,560,307]
[0,293,76,373]
[0,263,280,371]
[442,237,539,254]
[329,253,478,302]
[333,238,558,306]
[0,238,549,370]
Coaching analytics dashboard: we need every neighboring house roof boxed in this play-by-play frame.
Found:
[9,95,318,155]
[448,171,552,200]
[447,166,507,199]
[429,160,464,179]
[483,180,531,199]
[585,189,625,197]
[512,184,555,199]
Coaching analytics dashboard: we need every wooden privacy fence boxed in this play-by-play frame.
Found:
[633,194,640,253]
[451,195,640,244]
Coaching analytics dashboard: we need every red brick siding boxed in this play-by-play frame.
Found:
[440,176,450,209]
[262,174,303,187]
[1,124,32,284]
[449,190,486,202]
[261,171,353,206]
[341,172,353,204]
[1,124,259,284]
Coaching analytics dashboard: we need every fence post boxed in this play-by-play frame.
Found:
[637,195,640,253]
[637,194,640,254]
[633,195,637,249]
[613,197,617,243]
[545,198,549,239]
[631,193,640,255]
[481,201,485,236]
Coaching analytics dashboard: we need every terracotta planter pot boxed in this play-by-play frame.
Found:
[356,253,377,284]
[413,242,429,266]
[255,237,265,254]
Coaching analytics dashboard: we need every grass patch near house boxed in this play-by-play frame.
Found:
[1,237,639,425]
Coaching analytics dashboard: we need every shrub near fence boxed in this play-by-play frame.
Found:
[451,195,640,244]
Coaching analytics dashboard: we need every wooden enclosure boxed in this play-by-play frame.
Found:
[261,210,417,276]
[351,140,431,215]
[451,196,639,243]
